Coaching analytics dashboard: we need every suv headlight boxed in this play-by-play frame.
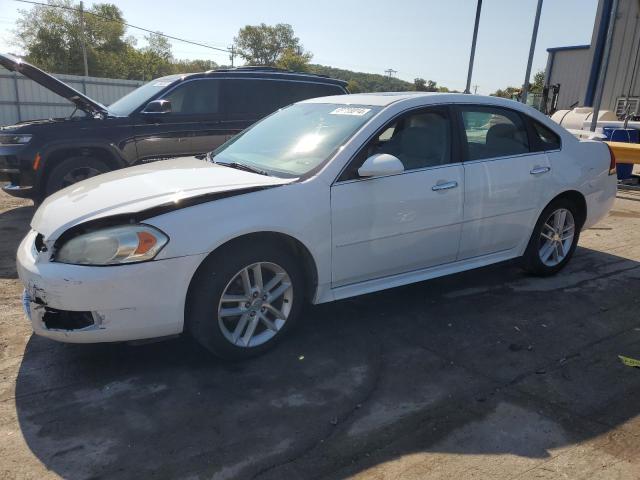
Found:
[55,225,169,265]
[0,134,32,145]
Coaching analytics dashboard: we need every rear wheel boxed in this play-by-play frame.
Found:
[186,242,304,360]
[522,198,581,276]
[44,156,110,197]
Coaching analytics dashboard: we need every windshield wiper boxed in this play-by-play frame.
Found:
[215,160,270,176]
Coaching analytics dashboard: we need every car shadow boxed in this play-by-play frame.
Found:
[0,205,34,279]
[12,244,640,479]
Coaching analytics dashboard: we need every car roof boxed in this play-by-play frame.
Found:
[301,91,541,110]
[301,92,574,142]
[175,67,348,87]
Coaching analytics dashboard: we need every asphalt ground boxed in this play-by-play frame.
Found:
[1,189,640,479]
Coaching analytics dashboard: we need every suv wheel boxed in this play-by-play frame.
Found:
[44,156,110,197]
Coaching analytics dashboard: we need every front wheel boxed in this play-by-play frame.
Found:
[522,199,581,276]
[44,156,110,198]
[186,242,304,360]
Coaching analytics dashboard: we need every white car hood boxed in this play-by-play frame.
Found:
[32,157,293,239]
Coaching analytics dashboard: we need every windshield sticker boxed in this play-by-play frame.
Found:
[330,107,371,116]
[152,81,172,87]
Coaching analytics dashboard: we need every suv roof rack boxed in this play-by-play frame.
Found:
[207,65,331,78]
[199,66,347,86]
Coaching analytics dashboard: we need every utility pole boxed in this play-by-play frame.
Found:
[228,45,235,67]
[521,0,543,104]
[590,0,619,131]
[384,68,397,79]
[79,1,89,77]
[464,0,482,94]
[473,84,478,95]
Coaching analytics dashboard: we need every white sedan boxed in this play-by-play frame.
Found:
[17,93,617,359]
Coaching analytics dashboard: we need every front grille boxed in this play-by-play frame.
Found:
[34,233,47,253]
[42,308,94,330]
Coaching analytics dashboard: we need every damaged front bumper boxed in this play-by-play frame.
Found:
[17,229,206,343]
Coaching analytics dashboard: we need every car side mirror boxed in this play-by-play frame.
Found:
[142,99,171,114]
[358,153,404,178]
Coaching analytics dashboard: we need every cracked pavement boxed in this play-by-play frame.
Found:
[1,190,640,479]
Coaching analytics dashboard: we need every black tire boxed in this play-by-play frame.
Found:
[44,156,110,197]
[522,197,582,276]
[186,240,305,360]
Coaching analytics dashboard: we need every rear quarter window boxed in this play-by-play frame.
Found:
[283,82,345,104]
[531,120,562,151]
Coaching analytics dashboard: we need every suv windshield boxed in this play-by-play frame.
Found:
[212,103,380,177]
[107,75,181,116]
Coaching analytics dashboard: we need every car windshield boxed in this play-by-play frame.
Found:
[212,103,380,177]
[107,75,182,116]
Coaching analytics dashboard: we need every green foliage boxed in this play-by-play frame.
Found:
[15,0,128,76]
[346,79,363,93]
[491,70,545,98]
[13,0,216,80]
[414,78,439,92]
[14,8,451,95]
[234,23,311,68]
[530,69,545,94]
[309,65,413,93]
[491,86,520,99]
[414,78,427,91]
[276,47,312,72]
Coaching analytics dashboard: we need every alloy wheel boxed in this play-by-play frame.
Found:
[538,208,575,267]
[61,166,103,188]
[217,262,293,348]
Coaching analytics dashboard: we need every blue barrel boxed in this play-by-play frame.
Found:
[603,127,639,180]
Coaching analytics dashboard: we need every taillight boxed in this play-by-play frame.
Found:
[607,144,616,175]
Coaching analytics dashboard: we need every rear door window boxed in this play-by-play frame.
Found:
[162,79,221,115]
[224,79,282,119]
[460,106,530,160]
[224,79,345,120]
[282,82,344,105]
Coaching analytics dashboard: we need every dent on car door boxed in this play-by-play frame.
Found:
[457,106,551,259]
[330,107,464,287]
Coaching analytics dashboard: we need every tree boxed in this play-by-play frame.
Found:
[491,86,520,99]
[12,1,220,80]
[530,69,545,94]
[346,79,363,93]
[414,78,427,91]
[234,23,312,67]
[276,47,312,72]
[491,70,544,99]
[414,78,439,92]
[309,64,416,92]
[14,0,130,77]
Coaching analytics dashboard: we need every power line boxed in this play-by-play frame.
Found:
[13,0,233,55]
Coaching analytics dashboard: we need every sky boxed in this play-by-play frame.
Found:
[0,0,599,94]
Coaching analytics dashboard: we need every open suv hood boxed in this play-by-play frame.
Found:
[0,53,108,117]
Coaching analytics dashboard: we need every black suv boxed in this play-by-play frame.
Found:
[0,54,347,201]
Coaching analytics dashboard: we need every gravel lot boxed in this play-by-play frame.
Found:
[1,189,640,479]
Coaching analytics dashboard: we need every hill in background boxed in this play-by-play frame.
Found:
[309,64,414,93]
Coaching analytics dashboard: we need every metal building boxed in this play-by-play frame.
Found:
[545,0,640,117]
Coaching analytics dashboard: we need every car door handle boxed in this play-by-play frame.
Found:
[432,181,458,191]
[530,166,551,175]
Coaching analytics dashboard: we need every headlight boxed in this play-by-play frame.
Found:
[0,134,32,145]
[55,225,169,265]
